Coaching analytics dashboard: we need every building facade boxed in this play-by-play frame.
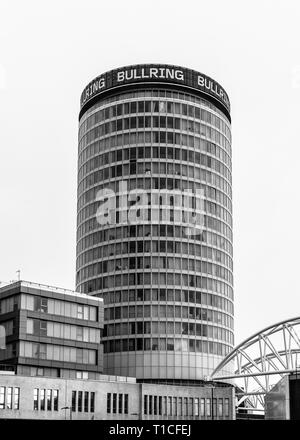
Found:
[265,373,300,420]
[0,281,104,379]
[76,64,234,381]
[0,372,235,420]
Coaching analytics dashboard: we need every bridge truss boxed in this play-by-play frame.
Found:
[210,316,300,410]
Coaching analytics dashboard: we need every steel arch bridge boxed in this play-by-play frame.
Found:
[209,316,300,410]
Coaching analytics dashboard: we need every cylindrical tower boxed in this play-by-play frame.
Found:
[76,64,233,382]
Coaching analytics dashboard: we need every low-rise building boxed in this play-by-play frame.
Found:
[0,281,104,379]
[265,372,300,420]
[0,280,235,420]
[0,372,235,420]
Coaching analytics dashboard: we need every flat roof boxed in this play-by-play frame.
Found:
[0,280,103,303]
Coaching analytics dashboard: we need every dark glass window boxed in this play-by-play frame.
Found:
[14,388,20,410]
[78,391,83,412]
[40,389,45,411]
[138,101,144,113]
[53,390,59,411]
[112,393,117,413]
[33,388,38,411]
[47,389,52,411]
[107,393,111,413]
[84,391,89,412]
[130,102,137,113]
[6,387,12,409]
[118,394,123,414]
[90,392,95,413]
[124,394,128,414]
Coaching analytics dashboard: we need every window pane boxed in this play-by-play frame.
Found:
[206,398,211,417]
[78,391,83,412]
[124,394,128,414]
[90,392,95,413]
[71,391,76,412]
[0,387,5,409]
[84,391,89,412]
[26,319,33,334]
[14,388,20,410]
[47,389,52,411]
[107,393,111,413]
[194,397,199,417]
[112,393,117,413]
[118,394,123,414]
[40,389,45,411]
[53,390,59,411]
[89,307,96,321]
[200,398,205,417]
[6,387,13,409]
[218,398,223,417]
[33,388,39,410]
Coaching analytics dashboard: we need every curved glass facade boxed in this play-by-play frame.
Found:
[76,72,233,381]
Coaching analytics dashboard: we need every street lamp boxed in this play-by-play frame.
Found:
[61,406,72,420]
[212,387,215,420]
[205,385,216,420]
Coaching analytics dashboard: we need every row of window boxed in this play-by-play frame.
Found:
[79,246,233,277]
[79,126,231,169]
[79,195,232,237]
[79,279,233,306]
[79,118,231,169]
[80,162,231,194]
[103,338,232,356]
[0,295,19,315]
[79,98,231,140]
[82,90,230,128]
[33,388,59,411]
[21,294,97,321]
[26,318,101,343]
[77,188,232,240]
[80,184,232,230]
[78,208,232,245]
[143,394,230,418]
[77,241,233,274]
[102,294,233,317]
[77,257,233,285]
[79,150,231,203]
[0,386,231,417]
[104,309,233,335]
[76,226,233,257]
[78,139,231,182]
[77,232,232,265]
[80,113,230,152]
[79,110,230,141]
[106,392,129,414]
[19,341,97,365]
[0,319,14,336]
[78,270,233,296]
[79,191,231,232]
[0,342,16,360]
[102,287,234,306]
[0,387,20,410]
[21,366,95,380]
[71,390,95,413]
[104,321,233,343]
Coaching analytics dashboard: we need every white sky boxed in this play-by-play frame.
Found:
[0,0,300,344]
